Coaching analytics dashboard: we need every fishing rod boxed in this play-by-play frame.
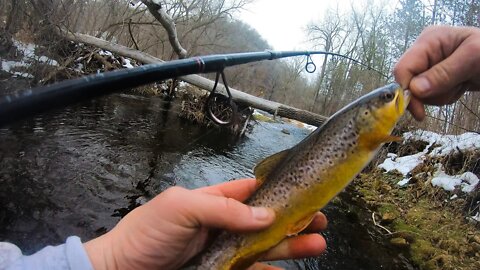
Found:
[0,50,386,127]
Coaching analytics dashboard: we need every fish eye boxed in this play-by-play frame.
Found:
[381,92,394,102]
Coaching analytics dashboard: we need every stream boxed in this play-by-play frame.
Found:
[0,93,415,269]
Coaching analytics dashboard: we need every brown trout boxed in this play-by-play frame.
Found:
[196,83,409,270]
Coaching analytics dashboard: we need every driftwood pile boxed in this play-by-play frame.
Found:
[41,42,141,84]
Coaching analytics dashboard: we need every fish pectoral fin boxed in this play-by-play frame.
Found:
[379,135,402,143]
[286,214,315,236]
[254,149,290,185]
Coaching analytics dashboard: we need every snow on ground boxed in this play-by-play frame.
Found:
[431,168,479,193]
[397,177,411,187]
[378,130,480,194]
[403,130,480,155]
[471,211,480,222]
[99,49,113,56]
[1,39,59,78]
[1,60,30,73]
[378,152,425,176]
[122,58,134,69]
[1,38,138,77]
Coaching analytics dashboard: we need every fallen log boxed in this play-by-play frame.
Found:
[62,31,328,127]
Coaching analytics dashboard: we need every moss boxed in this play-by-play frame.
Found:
[392,219,420,235]
[410,239,438,269]
[353,167,479,270]
[378,203,400,216]
[252,113,275,123]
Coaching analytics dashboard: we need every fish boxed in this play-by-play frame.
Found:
[195,83,410,270]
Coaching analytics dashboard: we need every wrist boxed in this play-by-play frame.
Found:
[84,233,119,270]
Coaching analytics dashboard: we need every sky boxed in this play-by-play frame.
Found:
[236,0,352,50]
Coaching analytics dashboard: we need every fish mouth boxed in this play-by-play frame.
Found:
[395,88,411,114]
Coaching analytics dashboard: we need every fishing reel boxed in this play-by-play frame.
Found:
[205,71,238,126]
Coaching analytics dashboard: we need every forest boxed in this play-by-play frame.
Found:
[0,0,479,134]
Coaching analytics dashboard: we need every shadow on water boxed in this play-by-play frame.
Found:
[0,93,414,269]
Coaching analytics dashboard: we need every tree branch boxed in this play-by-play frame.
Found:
[141,0,187,59]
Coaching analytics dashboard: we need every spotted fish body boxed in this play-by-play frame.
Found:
[196,83,409,270]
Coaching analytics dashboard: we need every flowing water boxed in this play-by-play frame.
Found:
[0,93,415,269]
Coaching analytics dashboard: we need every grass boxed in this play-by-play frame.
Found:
[252,113,275,123]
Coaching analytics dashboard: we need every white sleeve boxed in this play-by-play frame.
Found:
[1,236,94,270]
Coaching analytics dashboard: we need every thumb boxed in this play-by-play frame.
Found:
[409,47,471,103]
[155,187,275,232]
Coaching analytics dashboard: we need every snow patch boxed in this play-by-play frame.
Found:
[178,81,187,88]
[468,211,480,222]
[122,58,134,69]
[252,109,264,117]
[378,130,479,194]
[1,61,30,72]
[12,72,34,79]
[38,56,58,66]
[12,40,36,58]
[404,130,480,156]
[397,177,411,186]
[431,168,479,193]
[1,39,59,77]
[99,50,113,56]
[378,152,424,176]
[74,63,84,73]
[303,123,317,132]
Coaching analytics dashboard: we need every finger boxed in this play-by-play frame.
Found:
[407,96,426,121]
[247,262,282,270]
[394,42,431,90]
[261,234,327,261]
[303,212,328,233]
[159,187,275,231]
[393,25,470,92]
[410,45,473,101]
[195,178,258,202]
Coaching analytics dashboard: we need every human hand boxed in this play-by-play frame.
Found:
[394,25,480,121]
[84,178,328,270]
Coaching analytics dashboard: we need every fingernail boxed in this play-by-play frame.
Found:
[252,207,273,221]
[412,77,431,94]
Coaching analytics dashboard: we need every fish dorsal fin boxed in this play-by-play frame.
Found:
[254,149,290,185]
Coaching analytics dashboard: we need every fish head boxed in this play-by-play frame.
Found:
[353,83,410,150]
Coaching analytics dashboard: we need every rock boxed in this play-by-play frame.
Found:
[438,239,460,251]
[470,242,480,253]
[381,212,397,224]
[469,235,480,244]
[390,237,409,248]
[281,128,290,135]
[429,254,453,268]
[392,231,416,243]
[380,184,392,193]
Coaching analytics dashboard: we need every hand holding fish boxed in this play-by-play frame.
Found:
[394,25,480,121]
[83,178,327,270]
